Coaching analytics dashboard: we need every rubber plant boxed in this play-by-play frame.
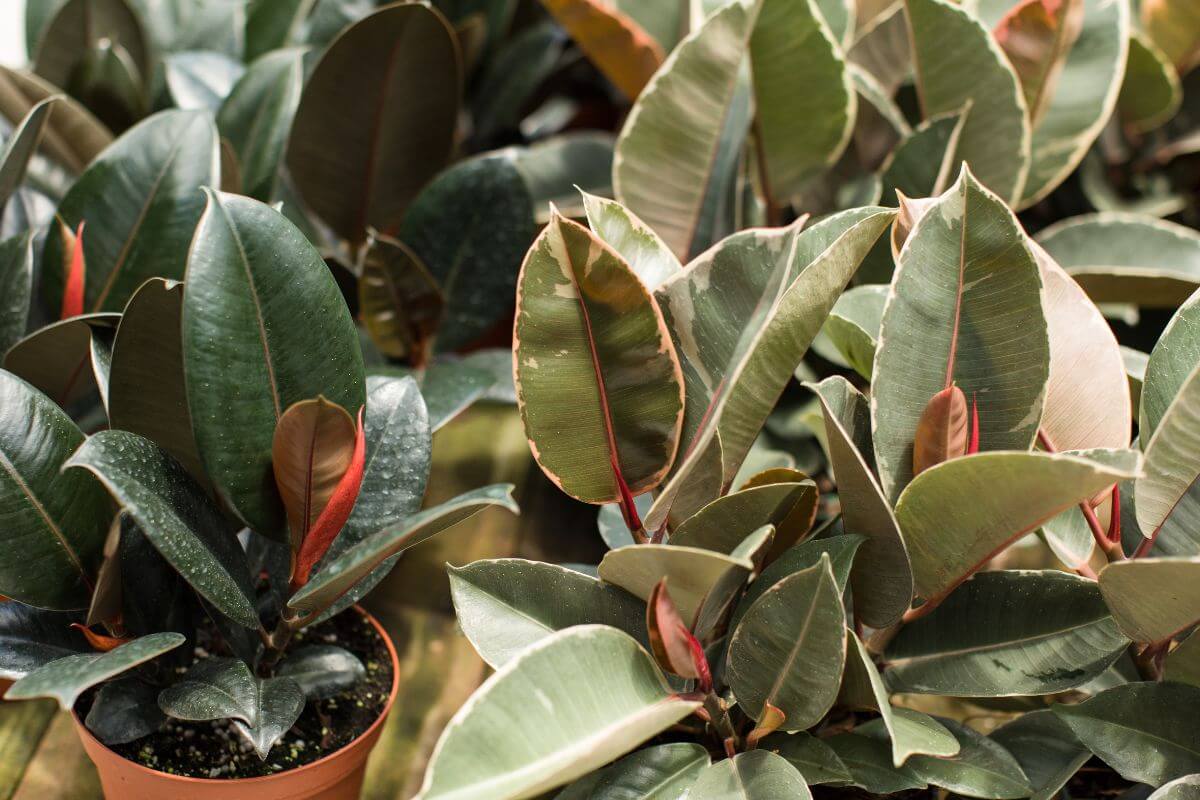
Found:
[0,99,518,781]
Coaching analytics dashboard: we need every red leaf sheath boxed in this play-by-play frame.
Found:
[61,221,86,319]
[967,392,980,455]
[70,623,131,652]
[291,407,366,588]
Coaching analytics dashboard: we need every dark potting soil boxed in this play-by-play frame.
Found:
[79,610,393,779]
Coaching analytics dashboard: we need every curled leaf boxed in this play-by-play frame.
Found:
[272,397,356,553]
[70,623,132,652]
[913,385,968,476]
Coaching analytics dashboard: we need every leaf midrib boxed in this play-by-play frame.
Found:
[887,616,1117,667]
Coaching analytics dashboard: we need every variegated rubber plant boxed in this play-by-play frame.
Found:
[0,39,519,762]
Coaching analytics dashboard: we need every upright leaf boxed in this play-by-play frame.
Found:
[41,110,219,313]
[0,96,58,216]
[885,570,1130,695]
[287,3,460,244]
[582,192,681,291]
[872,168,1049,503]
[1136,362,1200,555]
[65,431,260,629]
[514,210,684,505]
[358,233,444,363]
[414,626,701,800]
[994,0,1085,125]
[904,0,1030,204]
[182,191,365,537]
[0,232,33,355]
[727,554,846,731]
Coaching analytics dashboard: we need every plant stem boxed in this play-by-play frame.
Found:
[1133,640,1168,681]
[702,693,740,753]
[1036,429,1126,562]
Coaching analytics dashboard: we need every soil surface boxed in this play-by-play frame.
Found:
[79,610,394,779]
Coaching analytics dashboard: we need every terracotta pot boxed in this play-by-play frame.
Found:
[72,607,399,800]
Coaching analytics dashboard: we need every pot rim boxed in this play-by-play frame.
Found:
[71,604,400,786]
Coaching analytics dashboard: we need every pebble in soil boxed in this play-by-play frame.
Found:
[83,609,393,779]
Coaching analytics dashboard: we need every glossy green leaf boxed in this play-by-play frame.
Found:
[841,630,958,765]
[670,481,816,554]
[598,541,754,627]
[880,110,965,200]
[216,47,303,202]
[880,717,1032,799]
[730,534,863,633]
[0,232,33,355]
[514,210,684,505]
[159,657,305,759]
[1054,682,1200,786]
[469,22,563,142]
[1137,365,1200,557]
[312,375,430,620]
[649,207,895,530]
[826,733,927,793]
[1142,290,1200,459]
[613,0,755,261]
[1166,631,1200,687]
[400,154,535,353]
[750,0,856,201]
[762,731,853,784]
[885,570,1130,696]
[276,645,364,700]
[65,430,260,629]
[848,2,911,97]
[107,279,205,482]
[582,191,681,291]
[0,96,57,216]
[7,632,184,709]
[0,369,110,609]
[245,0,313,59]
[84,677,165,745]
[512,132,614,223]
[904,0,1030,204]
[182,191,364,537]
[820,284,886,379]
[287,2,460,244]
[727,554,846,731]
[449,558,648,668]
[809,376,912,627]
[33,0,149,99]
[1151,775,1200,800]
[0,66,112,175]
[3,313,119,410]
[690,750,809,799]
[1099,558,1200,643]
[415,625,701,800]
[556,743,708,799]
[1119,32,1182,133]
[1036,213,1200,309]
[872,167,1049,503]
[164,51,244,111]
[289,484,518,619]
[991,709,1091,800]
[41,110,218,313]
[358,234,443,363]
[0,603,88,680]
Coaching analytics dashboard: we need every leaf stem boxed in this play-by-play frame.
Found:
[1036,429,1125,562]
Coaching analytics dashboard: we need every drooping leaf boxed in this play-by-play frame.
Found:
[3,313,118,409]
[216,47,303,202]
[1053,682,1200,786]
[841,630,958,765]
[872,167,1049,503]
[514,210,684,505]
[750,0,857,201]
[358,233,444,363]
[288,484,518,620]
[648,207,895,530]
[540,0,663,100]
[1036,213,1200,309]
[1098,558,1200,643]
[0,369,111,609]
[0,603,88,680]
[1118,31,1183,133]
[65,430,260,629]
[598,541,755,627]
[84,677,165,745]
[400,153,535,353]
[287,2,460,244]
[448,558,648,668]
[7,632,185,709]
[41,110,218,314]
[277,645,365,700]
[414,625,701,800]
[904,0,1030,204]
[107,278,205,481]
[582,191,681,291]
[0,232,33,355]
[763,731,853,784]
[613,0,755,261]
[991,709,1091,800]
[690,750,810,799]
[556,742,709,800]
[727,554,846,731]
[874,717,1032,799]
[808,377,912,627]
[159,657,305,759]
[885,570,1130,695]
[182,191,365,538]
